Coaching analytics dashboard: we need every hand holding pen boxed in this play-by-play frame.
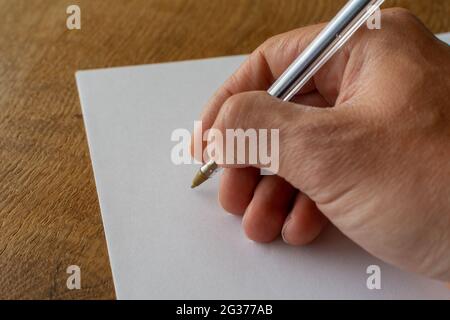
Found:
[192,0,385,188]
[190,7,450,281]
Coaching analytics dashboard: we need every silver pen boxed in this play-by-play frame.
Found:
[192,0,384,188]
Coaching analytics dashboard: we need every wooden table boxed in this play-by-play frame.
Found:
[0,0,448,300]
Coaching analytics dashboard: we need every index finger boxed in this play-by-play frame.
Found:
[195,23,327,137]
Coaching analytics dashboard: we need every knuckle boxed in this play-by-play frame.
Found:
[260,34,282,51]
[220,92,259,129]
[220,93,246,129]
[385,7,415,21]
[383,7,420,30]
[359,8,418,36]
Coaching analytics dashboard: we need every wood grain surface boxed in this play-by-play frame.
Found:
[0,0,448,300]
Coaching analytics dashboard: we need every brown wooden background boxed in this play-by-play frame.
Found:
[0,0,448,300]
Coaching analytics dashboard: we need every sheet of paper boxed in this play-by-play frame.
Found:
[437,32,450,44]
[76,33,450,299]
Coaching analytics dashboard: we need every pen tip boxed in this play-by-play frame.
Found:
[191,171,208,189]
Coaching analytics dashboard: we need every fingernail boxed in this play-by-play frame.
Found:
[282,214,292,244]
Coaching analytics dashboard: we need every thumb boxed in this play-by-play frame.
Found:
[209,91,357,192]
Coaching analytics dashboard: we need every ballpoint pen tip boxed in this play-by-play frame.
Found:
[191,171,208,189]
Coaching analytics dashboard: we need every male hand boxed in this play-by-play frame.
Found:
[192,8,450,281]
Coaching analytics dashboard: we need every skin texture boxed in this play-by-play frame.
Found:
[191,8,450,281]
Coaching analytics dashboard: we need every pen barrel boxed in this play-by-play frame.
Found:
[267,0,376,100]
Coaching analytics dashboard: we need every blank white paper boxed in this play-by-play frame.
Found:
[76,33,450,299]
[437,32,450,44]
